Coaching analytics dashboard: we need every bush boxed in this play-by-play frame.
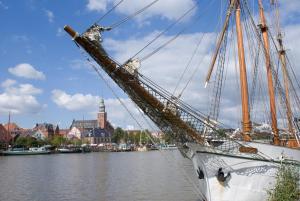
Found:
[267,164,300,201]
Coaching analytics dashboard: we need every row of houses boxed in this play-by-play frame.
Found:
[0,98,114,146]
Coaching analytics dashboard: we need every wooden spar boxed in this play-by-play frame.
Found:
[64,26,78,38]
[272,0,295,138]
[64,25,205,144]
[205,0,237,87]
[278,35,294,135]
[258,0,279,145]
[235,0,252,141]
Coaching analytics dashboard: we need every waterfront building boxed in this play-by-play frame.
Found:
[4,123,22,138]
[19,129,35,138]
[58,129,70,138]
[85,128,111,144]
[69,98,114,143]
[32,129,47,140]
[3,123,45,142]
[0,124,12,148]
[67,127,83,139]
[151,131,164,139]
[33,123,55,139]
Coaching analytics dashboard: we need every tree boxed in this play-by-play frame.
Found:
[50,135,67,147]
[112,127,126,143]
[70,138,82,146]
[15,136,40,148]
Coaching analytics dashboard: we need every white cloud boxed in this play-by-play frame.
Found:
[1,79,43,95]
[9,84,43,95]
[51,90,153,129]
[1,79,16,88]
[116,0,196,21]
[51,90,98,111]
[283,24,300,65]
[45,10,54,23]
[87,0,109,12]
[0,80,44,114]
[0,93,43,114]
[280,0,300,22]
[8,63,46,80]
[87,0,196,21]
[56,27,64,37]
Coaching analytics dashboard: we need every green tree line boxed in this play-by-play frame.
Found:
[13,135,86,148]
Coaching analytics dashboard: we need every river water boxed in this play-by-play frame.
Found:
[0,151,201,201]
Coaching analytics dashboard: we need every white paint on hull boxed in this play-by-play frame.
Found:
[187,142,300,201]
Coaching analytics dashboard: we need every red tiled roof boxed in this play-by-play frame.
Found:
[0,124,12,142]
[4,122,20,131]
[59,129,69,135]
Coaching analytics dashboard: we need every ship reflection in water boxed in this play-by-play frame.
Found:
[0,151,201,201]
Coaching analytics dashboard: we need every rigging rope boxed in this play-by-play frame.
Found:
[175,0,221,99]
[94,0,125,24]
[172,32,205,97]
[169,0,219,98]
[130,3,197,60]
[109,0,160,29]
[139,0,218,63]
[209,23,229,120]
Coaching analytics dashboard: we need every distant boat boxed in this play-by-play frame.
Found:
[2,146,50,156]
[57,147,82,153]
[160,144,178,150]
[118,143,131,151]
[137,145,147,152]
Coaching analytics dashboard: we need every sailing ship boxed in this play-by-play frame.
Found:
[64,0,300,200]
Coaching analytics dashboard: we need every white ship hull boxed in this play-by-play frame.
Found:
[186,142,300,201]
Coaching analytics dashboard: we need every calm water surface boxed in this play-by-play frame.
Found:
[0,151,201,201]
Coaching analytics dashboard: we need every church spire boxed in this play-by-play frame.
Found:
[99,98,105,113]
[98,98,107,129]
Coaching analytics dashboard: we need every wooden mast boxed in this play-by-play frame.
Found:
[278,35,294,135]
[272,0,294,137]
[258,0,279,145]
[235,0,252,141]
[205,0,237,87]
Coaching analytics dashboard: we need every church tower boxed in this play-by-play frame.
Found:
[97,98,107,129]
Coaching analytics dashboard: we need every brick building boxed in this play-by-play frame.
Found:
[69,98,114,143]
[0,124,12,148]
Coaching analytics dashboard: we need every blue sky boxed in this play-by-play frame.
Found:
[0,0,300,130]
